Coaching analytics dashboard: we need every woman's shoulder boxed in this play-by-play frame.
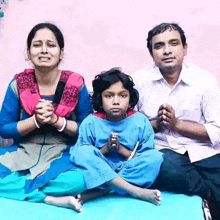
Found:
[61,70,84,87]
[14,69,34,78]
[61,70,83,79]
[4,78,19,98]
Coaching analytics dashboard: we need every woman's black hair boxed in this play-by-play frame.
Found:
[27,23,64,49]
[92,67,139,112]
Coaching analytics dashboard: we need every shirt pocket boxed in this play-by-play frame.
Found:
[178,93,202,120]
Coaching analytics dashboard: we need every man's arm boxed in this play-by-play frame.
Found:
[155,104,210,142]
[173,119,210,142]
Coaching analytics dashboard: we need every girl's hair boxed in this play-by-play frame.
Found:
[27,23,64,50]
[92,67,139,112]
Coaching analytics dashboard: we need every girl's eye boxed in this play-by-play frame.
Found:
[121,94,127,98]
[105,95,112,98]
[33,44,41,47]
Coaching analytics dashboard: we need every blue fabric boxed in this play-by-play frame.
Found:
[70,113,163,191]
[0,192,204,220]
[25,150,76,193]
[0,79,21,139]
[0,163,12,178]
[0,169,86,203]
[71,144,163,193]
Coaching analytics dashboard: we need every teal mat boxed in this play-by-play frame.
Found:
[1,192,204,220]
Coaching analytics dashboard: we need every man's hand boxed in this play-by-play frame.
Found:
[157,103,178,131]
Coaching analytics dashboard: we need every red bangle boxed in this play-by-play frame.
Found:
[51,115,59,126]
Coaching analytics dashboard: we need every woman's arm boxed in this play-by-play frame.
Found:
[42,84,93,137]
[74,85,93,126]
[0,80,40,138]
[59,85,93,136]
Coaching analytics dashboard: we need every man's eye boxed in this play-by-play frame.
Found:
[171,42,179,46]
[154,44,162,49]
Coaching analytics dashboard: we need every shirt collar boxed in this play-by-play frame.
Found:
[150,63,192,86]
[178,63,193,86]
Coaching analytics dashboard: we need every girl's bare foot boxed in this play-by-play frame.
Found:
[77,188,111,205]
[44,196,84,212]
[132,189,161,205]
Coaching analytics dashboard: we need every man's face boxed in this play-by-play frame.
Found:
[151,29,187,73]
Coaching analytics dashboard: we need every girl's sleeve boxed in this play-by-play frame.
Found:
[70,115,95,151]
[137,116,155,154]
[0,80,22,139]
[74,84,93,128]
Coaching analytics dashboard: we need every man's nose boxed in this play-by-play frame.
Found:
[163,44,172,55]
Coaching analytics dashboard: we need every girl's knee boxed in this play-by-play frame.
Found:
[70,144,101,162]
[141,150,164,165]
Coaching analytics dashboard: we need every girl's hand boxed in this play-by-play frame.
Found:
[108,132,120,152]
[100,132,131,158]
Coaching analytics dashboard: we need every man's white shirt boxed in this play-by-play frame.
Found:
[132,63,220,162]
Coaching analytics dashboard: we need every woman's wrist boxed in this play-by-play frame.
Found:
[57,117,67,132]
[50,114,59,126]
[33,114,41,128]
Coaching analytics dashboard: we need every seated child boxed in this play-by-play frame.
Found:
[69,68,164,211]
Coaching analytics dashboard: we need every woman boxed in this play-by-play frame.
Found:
[0,23,93,211]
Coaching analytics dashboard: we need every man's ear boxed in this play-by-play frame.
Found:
[183,44,188,56]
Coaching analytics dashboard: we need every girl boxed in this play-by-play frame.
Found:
[69,68,164,210]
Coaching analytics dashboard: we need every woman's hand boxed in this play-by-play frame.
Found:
[35,99,54,124]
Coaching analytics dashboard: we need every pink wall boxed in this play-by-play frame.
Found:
[0,0,220,103]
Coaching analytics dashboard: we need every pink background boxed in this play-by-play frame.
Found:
[0,0,220,104]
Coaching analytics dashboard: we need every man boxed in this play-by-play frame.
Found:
[132,23,220,219]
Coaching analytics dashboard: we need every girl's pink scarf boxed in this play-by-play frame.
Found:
[15,69,83,118]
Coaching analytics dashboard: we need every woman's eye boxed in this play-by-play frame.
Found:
[48,44,56,47]
[33,44,41,47]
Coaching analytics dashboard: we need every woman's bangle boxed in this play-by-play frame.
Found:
[33,114,40,128]
[51,115,59,126]
[57,117,67,132]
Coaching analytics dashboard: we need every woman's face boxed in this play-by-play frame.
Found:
[28,28,63,69]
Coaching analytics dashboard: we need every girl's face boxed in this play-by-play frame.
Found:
[102,81,130,122]
[28,28,63,69]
